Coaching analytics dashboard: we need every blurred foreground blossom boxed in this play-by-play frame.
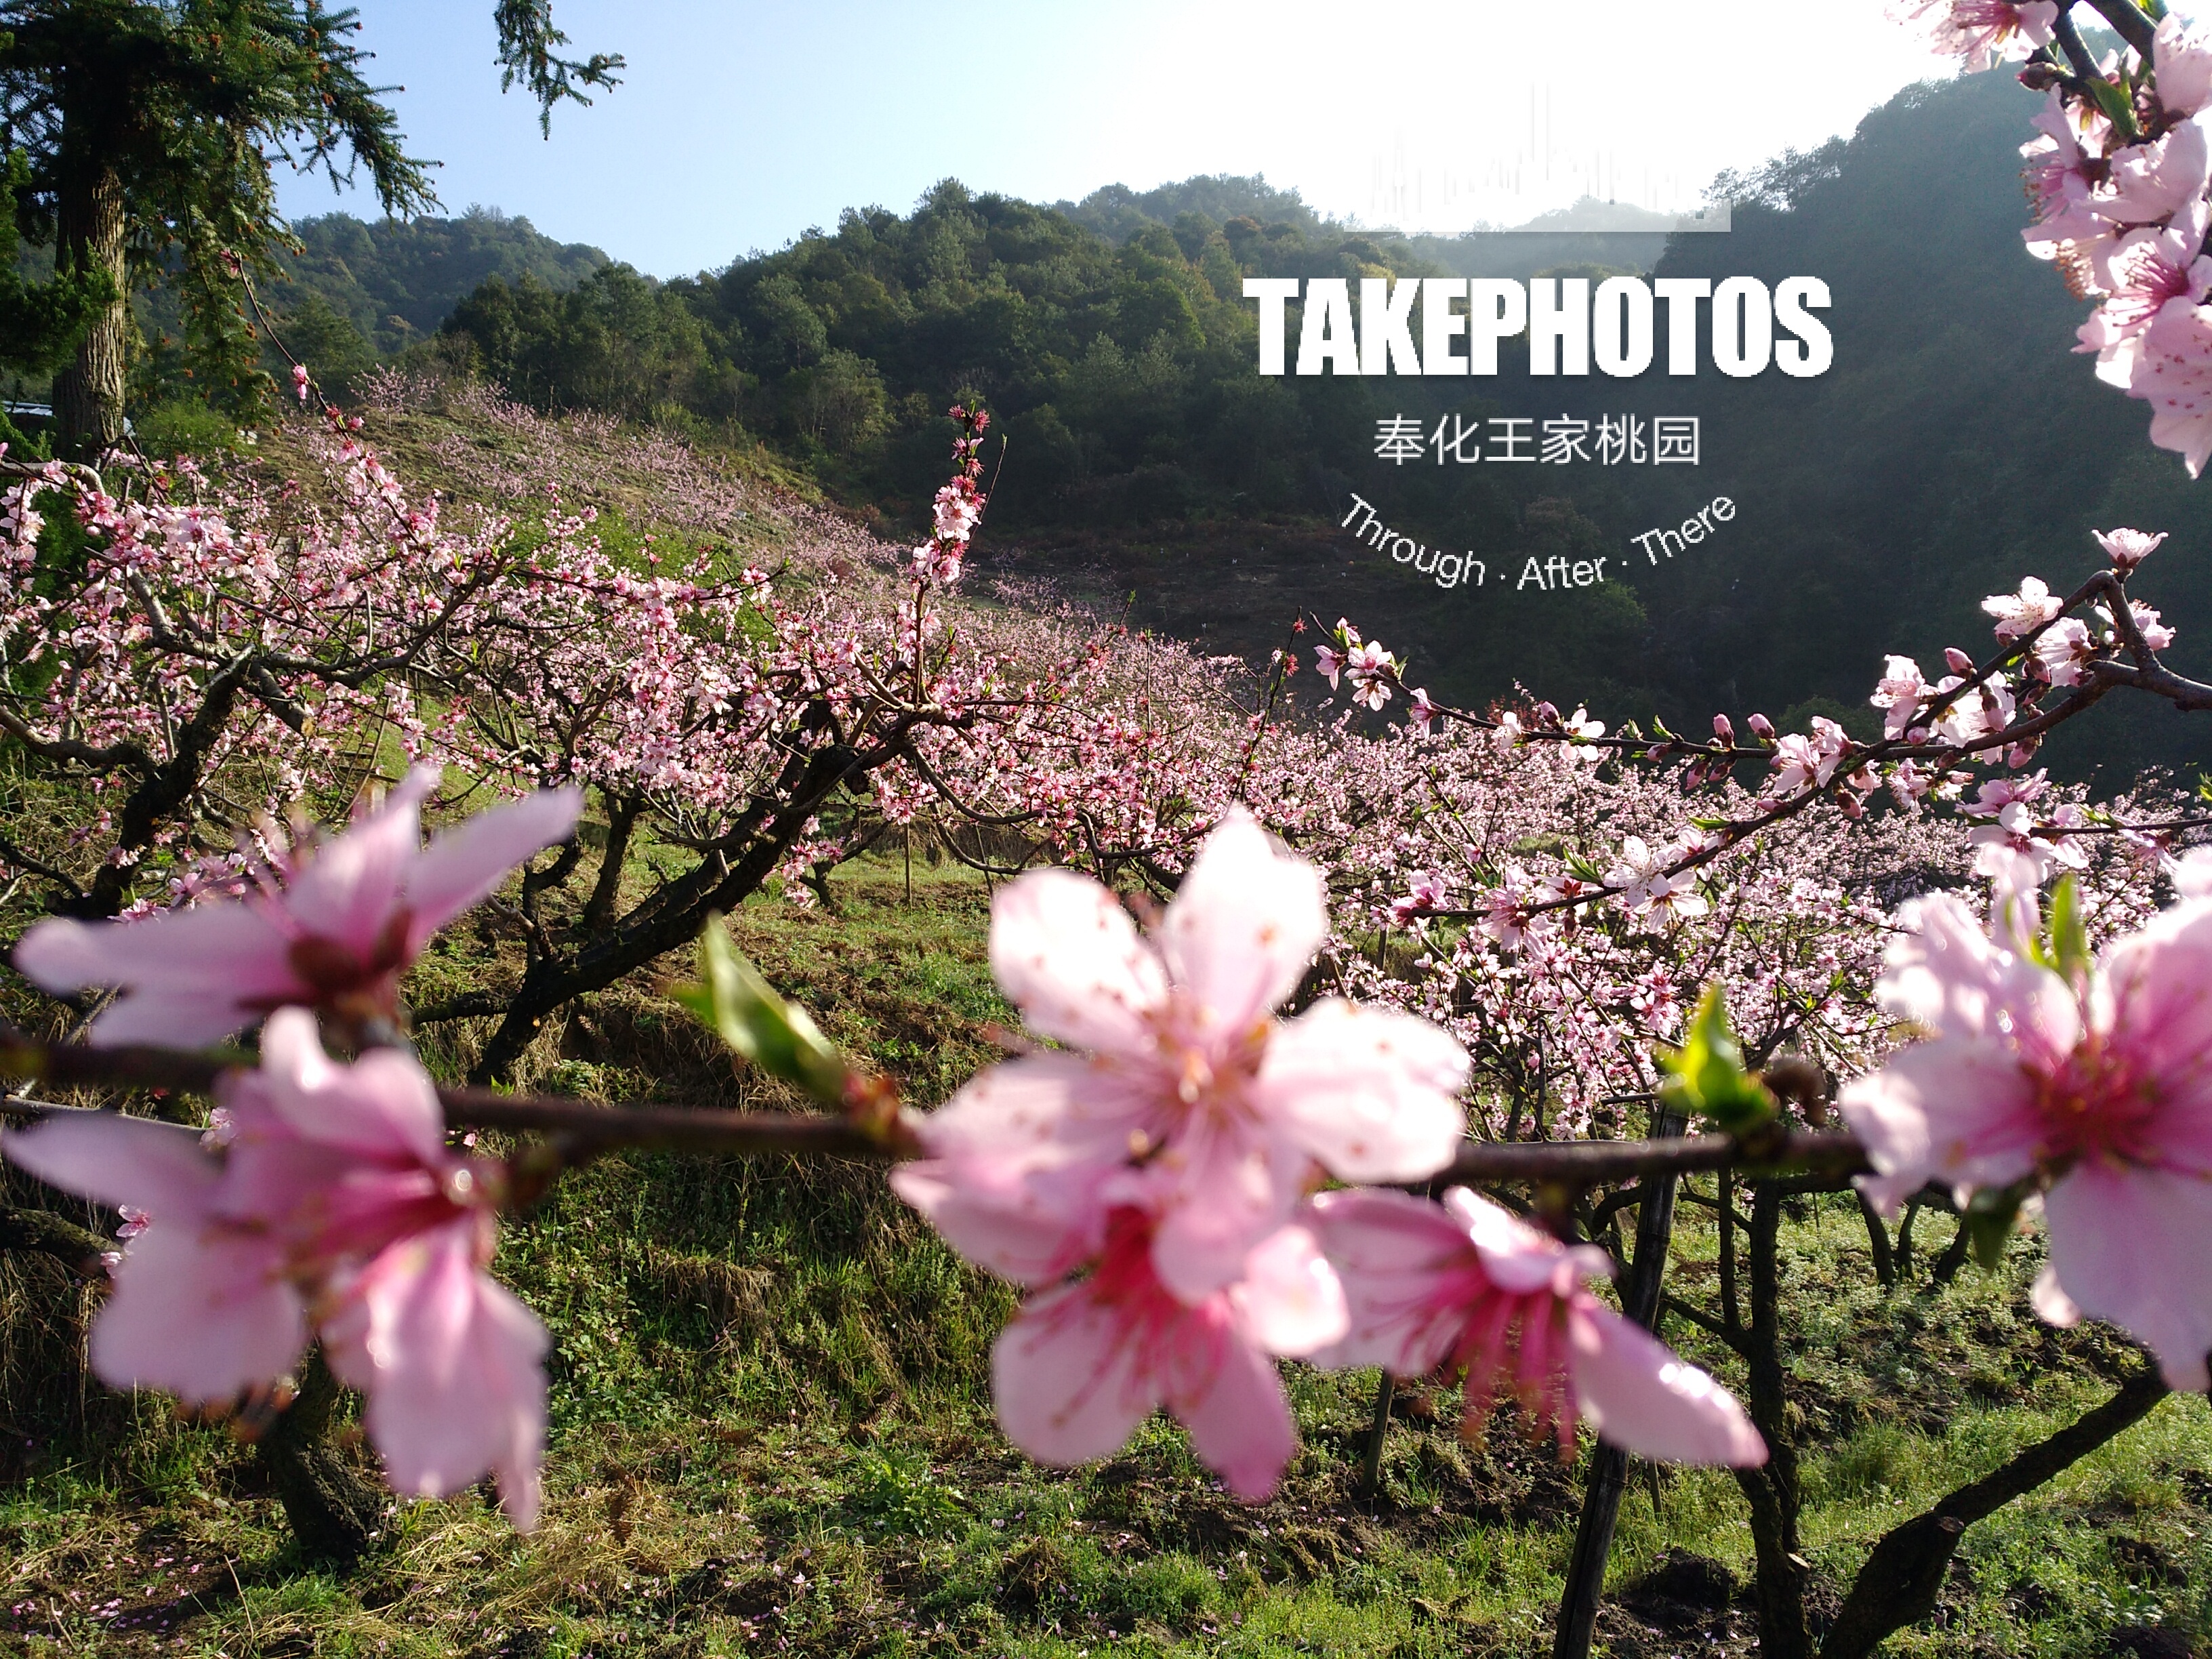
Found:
[1841,851,2212,1389]
[1,1010,546,1525]
[13,768,580,1046]
[1306,1187,1767,1466]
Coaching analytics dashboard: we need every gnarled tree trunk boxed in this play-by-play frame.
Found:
[1554,1111,1688,1659]
[1821,1366,2169,1659]
[1733,1179,1811,1659]
[258,1347,386,1563]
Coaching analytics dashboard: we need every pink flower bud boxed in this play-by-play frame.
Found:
[1747,714,1776,741]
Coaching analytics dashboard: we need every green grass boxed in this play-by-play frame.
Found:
[5,857,2209,1657]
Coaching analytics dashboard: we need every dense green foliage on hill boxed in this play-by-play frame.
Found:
[125,207,609,405]
[1607,71,2212,783]
[108,68,2212,777]
[443,178,1465,531]
[277,208,609,354]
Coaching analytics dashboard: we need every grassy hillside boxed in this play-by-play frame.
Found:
[1,396,2206,1659]
[3,851,2203,1659]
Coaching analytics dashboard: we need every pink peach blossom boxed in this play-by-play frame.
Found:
[2156,13,2212,119]
[12,769,581,1046]
[2095,527,2168,571]
[2125,598,2177,651]
[1562,705,1607,760]
[1770,718,1848,795]
[990,1206,1345,1500]
[1967,802,2089,879]
[0,1010,548,1525]
[1604,836,1710,927]
[1983,577,2064,641]
[2096,123,2212,240]
[1306,1187,1766,1465]
[1841,861,2212,1389]
[2022,91,2109,266]
[2032,618,2096,685]
[1898,0,2057,71]
[893,808,1469,1305]
[2078,206,2212,388]
[1391,870,1447,926]
[1870,655,1931,739]
[0,1110,305,1401]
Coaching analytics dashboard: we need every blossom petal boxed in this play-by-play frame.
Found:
[1158,809,1326,1039]
[1,1111,218,1214]
[283,767,438,949]
[1838,1038,2042,1212]
[1568,1303,1767,1466]
[1880,893,2078,1064]
[249,1008,446,1165]
[1172,1316,1297,1503]
[1448,1187,1612,1295]
[403,787,583,951]
[1254,1000,1467,1182]
[2175,849,2212,900]
[1230,1224,1347,1358]
[11,905,297,1048]
[2097,903,2212,1168]
[989,868,1168,1055]
[1143,1116,1302,1305]
[1302,1187,1473,1375]
[991,1279,1157,1468]
[93,1223,307,1402]
[892,1053,1140,1284]
[2045,1162,2212,1391]
[322,1219,550,1528]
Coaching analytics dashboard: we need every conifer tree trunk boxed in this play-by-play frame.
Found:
[53,157,129,453]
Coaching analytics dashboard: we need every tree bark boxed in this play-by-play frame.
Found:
[468,735,866,1082]
[53,159,129,454]
[1820,1367,2169,1659]
[1733,1179,1811,1659]
[1856,1192,1896,1289]
[1554,1110,1687,1659]
[257,1347,385,1563]
[0,1202,110,1277]
[581,790,642,933]
[1358,1370,1395,1498]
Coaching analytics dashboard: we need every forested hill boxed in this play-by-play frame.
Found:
[278,209,609,354]
[173,73,2207,779]
[129,208,609,397]
[1605,69,2212,783]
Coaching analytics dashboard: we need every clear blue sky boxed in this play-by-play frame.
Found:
[276,2,1954,278]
